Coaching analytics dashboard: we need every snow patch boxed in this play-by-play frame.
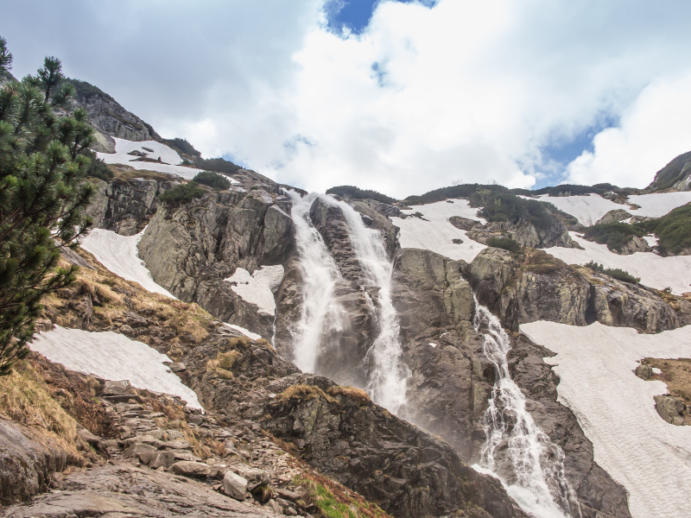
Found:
[391,199,487,261]
[652,367,662,375]
[521,321,691,518]
[223,323,262,341]
[224,265,284,316]
[643,234,658,247]
[81,228,175,298]
[544,232,691,295]
[31,326,201,409]
[97,137,239,183]
[527,192,691,227]
[428,342,437,348]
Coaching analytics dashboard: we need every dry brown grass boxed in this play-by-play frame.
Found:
[0,361,77,443]
[279,385,337,404]
[327,386,371,406]
[643,357,691,405]
[41,246,217,355]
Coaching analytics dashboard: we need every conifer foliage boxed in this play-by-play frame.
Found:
[0,37,94,374]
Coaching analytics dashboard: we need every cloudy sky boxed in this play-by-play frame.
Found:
[2,0,691,198]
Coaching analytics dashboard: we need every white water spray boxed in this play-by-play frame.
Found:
[473,298,581,518]
[287,191,348,374]
[324,196,408,414]
[286,191,407,414]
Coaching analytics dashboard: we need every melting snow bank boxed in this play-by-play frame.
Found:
[81,228,176,298]
[31,326,202,410]
[390,199,487,261]
[521,321,691,518]
[545,232,691,295]
[97,137,239,183]
[527,192,691,227]
[224,265,284,316]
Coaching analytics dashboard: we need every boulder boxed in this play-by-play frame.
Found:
[170,461,211,478]
[123,443,157,465]
[149,451,175,469]
[229,465,269,491]
[0,419,72,506]
[223,470,248,500]
[654,395,687,425]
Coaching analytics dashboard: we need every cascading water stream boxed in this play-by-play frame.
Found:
[472,297,581,518]
[323,195,408,414]
[286,191,348,375]
[286,191,407,415]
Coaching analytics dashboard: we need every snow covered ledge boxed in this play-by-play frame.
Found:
[30,326,202,410]
[521,321,691,518]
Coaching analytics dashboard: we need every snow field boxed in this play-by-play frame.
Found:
[545,232,691,295]
[521,321,691,518]
[224,265,285,316]
[31,326,202,409]
[390,199,487,262]
[80,228,176,298]
[96,137,238,183]
[527,192,691,226]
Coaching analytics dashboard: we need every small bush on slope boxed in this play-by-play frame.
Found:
[487,237,521,254]
[585,261,640,284]
[642,202,691,255]
[85,150,113,181]
[159,182,204,204]
[583,222,647,253]
[194,156,242,175]
[192,171,230,190]
[326,185,397,204]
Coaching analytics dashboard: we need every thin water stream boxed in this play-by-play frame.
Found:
[473,297,581,518]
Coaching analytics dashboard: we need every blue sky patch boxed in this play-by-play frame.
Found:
[531,115,619,188]
[326,0,435,35]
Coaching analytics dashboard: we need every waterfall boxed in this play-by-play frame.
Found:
[286,191,348,375]
[286,191,407,415]
[325,195,408,414]
[472,297,581,518]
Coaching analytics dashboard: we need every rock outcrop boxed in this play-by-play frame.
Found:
[387,248,632,518]
[646,149,691,192]
[138,185,294,338]
[0,419,73,506]
[467,248,691,333]
[86,175,178,235]
[456,215,577,249]
[68,79,161,152]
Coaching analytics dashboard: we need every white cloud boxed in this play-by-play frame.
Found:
[566,73,691,188]
[4,0,691,196]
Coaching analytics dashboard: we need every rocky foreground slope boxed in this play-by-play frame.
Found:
[1,246,527,518]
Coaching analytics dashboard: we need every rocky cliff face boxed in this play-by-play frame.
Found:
[139,185,294,339]
[468,248,691,333]
[452,214,578,249]
[68,79,161,152]
[388,248,632,518]
[86,175,178,235]
[646,149,691,192]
